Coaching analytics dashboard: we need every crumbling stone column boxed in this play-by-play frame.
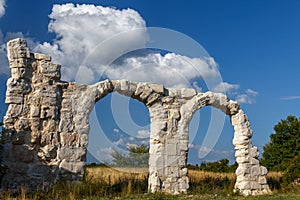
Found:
[1,38,114,191]
[184,92,271,195]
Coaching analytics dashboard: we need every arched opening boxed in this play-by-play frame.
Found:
[187,106,235,166]
[87,91,151,170]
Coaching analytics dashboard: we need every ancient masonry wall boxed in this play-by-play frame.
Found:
[1,38,271,195]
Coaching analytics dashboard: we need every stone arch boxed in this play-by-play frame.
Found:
[180,92,271,195]
[1,38,271,196]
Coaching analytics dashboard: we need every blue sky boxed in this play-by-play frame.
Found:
[0,0,299,164]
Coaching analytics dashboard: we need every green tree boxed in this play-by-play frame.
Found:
[198,159,237,173]
[128,144,149,167]
[261,115,300,171]
[111,144,149,167]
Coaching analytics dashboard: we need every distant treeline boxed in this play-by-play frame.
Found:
[187,159,237,173]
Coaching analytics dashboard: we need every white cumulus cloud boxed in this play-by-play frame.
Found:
[33,3,220,88]
[34,3,147,82]
[0,0,5,18]
[213,82,240,93]
[236,89,258,104]
[107,53,219,88]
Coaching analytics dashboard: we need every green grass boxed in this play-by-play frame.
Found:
[1,166,299,200]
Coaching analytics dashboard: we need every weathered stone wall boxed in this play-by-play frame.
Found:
[1,38,271,196]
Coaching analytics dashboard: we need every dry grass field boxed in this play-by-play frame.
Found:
[1,165,300,200]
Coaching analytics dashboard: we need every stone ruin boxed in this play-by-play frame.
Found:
[0,38,271,196]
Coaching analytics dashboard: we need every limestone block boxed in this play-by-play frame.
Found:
[210,93,230,113]
[39,85,60,97]
[235,166,250,176]
[9,58,29,68]
[231,110,248,126]
[233,120,251,130]
[161,96,174,104]
[38,145,57,161]
[167,88,180,97]
[5,104,23,118]
[232,135,250,146]
[59,116,74,132]
[250,147,259,158]
[59,160,85,174]
[177,156,186,167]
[178,176,189,191]
[149,83,164,94]
[235,148,248,157]
[43,120,58,132]
[258,176,267,184]
[10,67,32,79]
[180,88,196,99]
[166,143,178,156]
[29,119,41,132]
[250,181,261,190]
[38,60,61,79]
[234,128,253,138]
[58,147,86,162]
[5,95,23,104]
[7,38,30,60]
[148,171,161,193]
[166,166,179,177]
[139,84,153,101]
[149,143,164,154]
[60,132,81,147]
[14,118,30,131]
[6,78,31,94]
[95,79,113,97]
[250,158,259,165]
[34,53,51,61]
[260,166,268,176]
[235,181,251,190]
[134,83,145,97]
[227,100,240,115]
[30,105,40,118]
[146,93,161,106]
[30,131,41,144]
[169,109,180,119]
[250,165,260,176]
[178,140,188,151]
[149,106,168,119]
[118,79,135,96]
[61,95,71,104]
[151,121,167,134]
[236,156,250,164]
[41,96,59,106]
[80,134,89,147]
[166,156,179,167]
[40,132,54,147]
[40,106,58,119]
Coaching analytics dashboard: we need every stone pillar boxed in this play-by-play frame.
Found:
[1,38,64,191]
[148,88,197,194]
[231,110,271,195]
[1,38,114,191]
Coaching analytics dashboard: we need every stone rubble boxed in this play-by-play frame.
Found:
[1,38,271,196]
